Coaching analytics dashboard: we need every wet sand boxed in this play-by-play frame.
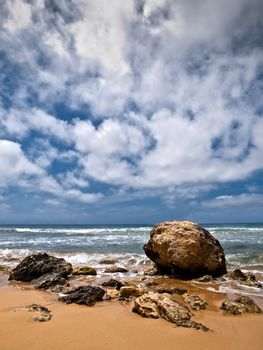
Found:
[0,277,263,350]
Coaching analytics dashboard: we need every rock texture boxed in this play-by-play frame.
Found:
[32,273,68,289]
[221,296,262,315]
[155,287,187,295]
[144,221,226,278]
[9,253,72,282]
[183,294,207,310]
[58,286,105,306]
[72,266,97,276]
[132,292,209,331]
[119,286,144,300]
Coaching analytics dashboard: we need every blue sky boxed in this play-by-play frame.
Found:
[0,0,263,224]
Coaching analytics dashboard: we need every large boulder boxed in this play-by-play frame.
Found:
[9,253,72,282]
[144,221,226,279]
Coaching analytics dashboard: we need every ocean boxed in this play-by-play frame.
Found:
[0,223,263,295]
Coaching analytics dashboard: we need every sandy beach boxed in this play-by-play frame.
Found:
[0,273,262,350]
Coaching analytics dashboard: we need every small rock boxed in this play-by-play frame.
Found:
[104,266,128,273]
[119,286,144,300]
[102,279,125,290]
[144,267,159,276]
[221,296,262,315]
[228,269,247,281]
[183,294,208,310]
[32,313,52,322]
[0,265,12,274]
[155,287,187,295]
[32,273,68,289]
[105,289,120,300]
[99,259,117,265]
[72,266,97,276]
[58,286,105,306]
[26,304,50,313]
[196,275,213,283]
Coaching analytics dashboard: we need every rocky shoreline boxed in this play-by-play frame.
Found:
[2,221,262,331]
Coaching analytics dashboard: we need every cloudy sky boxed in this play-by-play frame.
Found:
[0,0,262,224]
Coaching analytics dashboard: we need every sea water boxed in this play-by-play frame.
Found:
[0,223,262,294]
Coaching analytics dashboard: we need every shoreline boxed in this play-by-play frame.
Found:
[0,272,263,350]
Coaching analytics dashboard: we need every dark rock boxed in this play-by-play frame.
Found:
[72,266,97,276]
[144,221,226,279]
[104,266,128,273]
[102,279,125,290]
[183,294,208,310]
[32,273,68,289]
[155,287,187,295]
[228,269,247,281]
[58,286,105,306]
[221,296,262,315]
[132,292,209,331]
[9,253,72,282]
[119,286,144,300]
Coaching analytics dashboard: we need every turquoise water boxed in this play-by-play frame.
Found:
[0,223,262,276]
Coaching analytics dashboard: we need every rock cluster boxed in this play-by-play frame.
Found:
[144,221,226,279]
[16,304,52,322]
[221,296,262,315]
[228,269,261,288]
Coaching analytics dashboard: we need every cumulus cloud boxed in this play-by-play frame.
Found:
[0,0,263,213]
[203,193,263,208]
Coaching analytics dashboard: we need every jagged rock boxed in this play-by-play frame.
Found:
[26,304,50,313]
[183,294,208,310]
[119,286,144,300]
[99,259,117,265]
[58,286,105,306]
[196,275,213,283]
[104,266,128,273]
[32,273,68,289]
[72,266,97,276]
[0,265,12,274]
[144,221,226,279]
[102,279,125,290]
[228,269,261,288]
[9,253,72,282]
[221,296,262,315]
[132,292,209,331]
[155,287,187,295]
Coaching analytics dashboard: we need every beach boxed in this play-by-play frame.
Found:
[0,223,263,349]
[0,277,263,350]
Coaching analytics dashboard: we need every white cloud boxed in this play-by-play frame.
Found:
[203,193,263,208]
[4,0,31,32]
[0,139,43,187]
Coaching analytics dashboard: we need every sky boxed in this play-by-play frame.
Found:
[0,0,263,224]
